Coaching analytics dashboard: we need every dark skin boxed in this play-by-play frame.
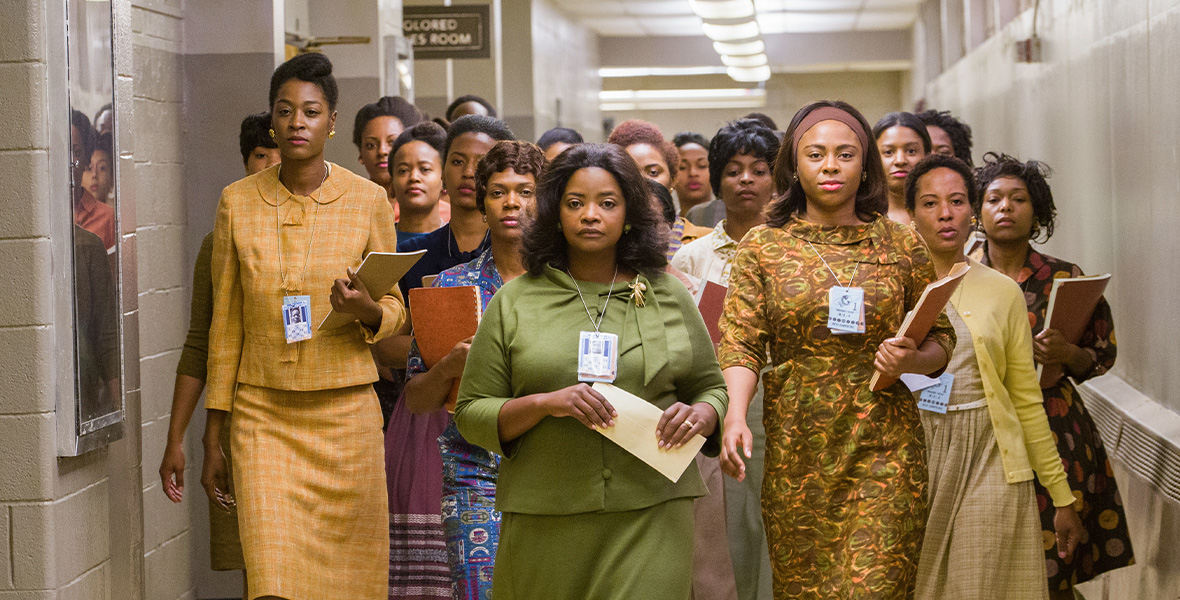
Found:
[492,167,718,449]
[202,79,385,516]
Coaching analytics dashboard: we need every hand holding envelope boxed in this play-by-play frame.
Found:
[590,383,709,483]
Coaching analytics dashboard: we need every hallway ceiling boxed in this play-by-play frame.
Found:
[551,0,922,36]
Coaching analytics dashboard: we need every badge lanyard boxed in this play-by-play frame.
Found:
[808,241,865,334]
[569,266,620,383]
[276,163,329,343]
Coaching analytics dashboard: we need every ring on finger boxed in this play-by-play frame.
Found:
[680,421,695,429]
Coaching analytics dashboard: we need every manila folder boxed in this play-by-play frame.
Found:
[317,249,426,331]
[591,383,706,483]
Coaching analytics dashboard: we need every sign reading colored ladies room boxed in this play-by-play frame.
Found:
[403,5,491,59]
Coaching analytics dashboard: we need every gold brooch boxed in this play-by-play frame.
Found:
[629,277,647,307]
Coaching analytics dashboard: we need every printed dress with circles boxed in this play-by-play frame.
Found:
[718,217,956,599]
[978,246,1133,590]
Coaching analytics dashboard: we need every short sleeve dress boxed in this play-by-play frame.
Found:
[978,246,1134,590]
[718,215,956,599]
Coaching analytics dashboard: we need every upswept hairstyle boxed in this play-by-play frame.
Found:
[904,154,978,212]
[673,131,709,149]
[446,94,497,121]
[70,109,95,169]
[917,109,974,166]
[743,112,778,131]
[708,119,781,196]
[387,122,448,177]
[475,141,547,214]
[522,143,668,276]
[239,111,277,164]
[537,127,584,151]
[444,115,515,158]
[606,119,679,180]
[873,111,933,153]
[352,96,423,149]
[766,101,887,227]
[973,152,1057,242]
[647,178,677,226]
[269,52,339,111]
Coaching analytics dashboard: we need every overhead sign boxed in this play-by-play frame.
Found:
[403,5,491,59]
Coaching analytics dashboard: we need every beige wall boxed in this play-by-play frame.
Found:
[530,0,601,142]
[602,70,904,142]
[921,1,1180,597]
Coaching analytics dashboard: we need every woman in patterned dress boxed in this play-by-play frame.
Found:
[402,141,546,599]
[718,100,956,599]
[972,152,1133,598]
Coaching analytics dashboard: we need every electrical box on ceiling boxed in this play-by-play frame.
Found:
[1015,37,1042,63]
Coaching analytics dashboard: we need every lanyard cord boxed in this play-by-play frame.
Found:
[808,241,860,288]
[276,163,329,291]
[568,264,619,333]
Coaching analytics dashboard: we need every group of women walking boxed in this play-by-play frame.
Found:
[157,52,1133,600]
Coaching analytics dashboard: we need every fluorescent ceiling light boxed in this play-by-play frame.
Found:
[721,53,768,67]
[600,98,767,111]
[701,20,760,41]
[600,88,766,102]
[598,66,730,78]
[727,65,772,82]
[689,0,755,20]
[713,39,765,56]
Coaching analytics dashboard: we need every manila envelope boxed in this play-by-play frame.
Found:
[591,383,707,483]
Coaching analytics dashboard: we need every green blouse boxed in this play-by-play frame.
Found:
[455,265,728,516]
[176,232,213,381]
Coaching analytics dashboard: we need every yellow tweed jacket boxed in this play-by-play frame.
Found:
[952,257,1074,507]
[206,163,405,411]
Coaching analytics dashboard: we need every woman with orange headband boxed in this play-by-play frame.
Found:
[718,101,955,599]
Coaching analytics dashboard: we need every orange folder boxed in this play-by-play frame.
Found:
[408,285,482,412]
[869,262,970,392]
[1037,274,1111,388]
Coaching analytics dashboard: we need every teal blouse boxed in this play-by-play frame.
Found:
[455,265,728,515]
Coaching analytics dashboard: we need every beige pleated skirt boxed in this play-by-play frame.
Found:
[231,382,389,600]
[915,404,1047,600]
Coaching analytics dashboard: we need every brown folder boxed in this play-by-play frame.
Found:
[408,285,482,412]
[1037,274,1111,388]
[869,262,970,392]
[697,280,728,346]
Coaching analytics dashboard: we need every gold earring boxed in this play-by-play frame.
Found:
[269,128,276,139]
[329,130,336,139]
[861,171,867,182]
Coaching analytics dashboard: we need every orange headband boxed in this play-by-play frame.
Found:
[792,106,869,155]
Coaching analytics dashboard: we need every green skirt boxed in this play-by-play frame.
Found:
[493,498,694,599]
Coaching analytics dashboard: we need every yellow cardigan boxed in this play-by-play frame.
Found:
[206,163,405,411]
[952,258,1074,507]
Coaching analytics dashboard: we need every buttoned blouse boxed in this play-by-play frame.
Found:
[206,163,406,411]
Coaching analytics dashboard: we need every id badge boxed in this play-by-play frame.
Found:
[577,331,618,383]
[282,295,312,343]
[917,372,954,414]
[828,286,866,334]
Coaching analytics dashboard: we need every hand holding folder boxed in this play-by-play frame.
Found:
[409,285,482,412]
[1036,274,1111,388]
[318,250,426,331]
[869,262,970,391]
[590,383,707,483]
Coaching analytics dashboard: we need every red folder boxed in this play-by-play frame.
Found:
[408,285,481,412]
[1037,274,1111,388]
[697,280,728,346]
[869,262,970,392]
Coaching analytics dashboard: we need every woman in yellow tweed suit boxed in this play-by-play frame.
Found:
[201,54,405,600]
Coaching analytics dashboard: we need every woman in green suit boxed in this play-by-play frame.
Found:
[454,143,728,599]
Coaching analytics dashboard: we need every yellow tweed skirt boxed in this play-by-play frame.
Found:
[231,383,389,600]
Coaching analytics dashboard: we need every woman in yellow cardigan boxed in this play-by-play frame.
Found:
[904,154,1082,599]
[201,53,405,600]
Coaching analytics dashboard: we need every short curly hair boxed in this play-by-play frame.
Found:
[444,115,515,158]
[239,111,277,164]
[917,109,974,167]
[352,96,423,149]
[606,119,679,180]
[904,154,978,212]
[475,141,547,214]
[388,121,448,178]
[269,52,338,111]
[522,143,668,277]
[708,119,780,197]
[973,152,1057,242]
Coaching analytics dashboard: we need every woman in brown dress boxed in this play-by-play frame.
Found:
[718,100,956,599]
[973,152,1133,598]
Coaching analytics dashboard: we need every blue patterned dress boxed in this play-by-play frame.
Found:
[407,248,503,600]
